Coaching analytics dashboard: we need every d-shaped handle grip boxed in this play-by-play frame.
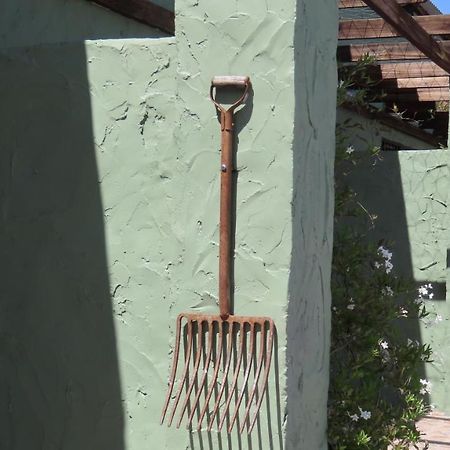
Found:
[210,76,251,113]
[211,76,250,87]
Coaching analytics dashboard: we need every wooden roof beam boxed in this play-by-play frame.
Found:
[349,0,450,73]
[338,42,450,62]
[339,0,425,8]
[90,0,175,34]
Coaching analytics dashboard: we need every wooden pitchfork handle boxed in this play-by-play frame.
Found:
[210,76,251,320]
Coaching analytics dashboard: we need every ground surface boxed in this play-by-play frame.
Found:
[417,412,450,449]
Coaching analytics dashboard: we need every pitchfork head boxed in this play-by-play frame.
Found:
[161,313,275,435]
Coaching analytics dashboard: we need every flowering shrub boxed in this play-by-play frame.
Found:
[328,63,435,449]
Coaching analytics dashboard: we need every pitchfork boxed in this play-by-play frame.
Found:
[160,76,275,435]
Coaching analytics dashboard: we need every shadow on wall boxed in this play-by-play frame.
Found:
[347,150,433,403]
[0,0,165,47]
[0,44,125,450]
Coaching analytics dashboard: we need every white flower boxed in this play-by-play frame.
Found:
[380,341,389,350]
[349,413,359,422]
[378,246,393,260]
[419,378,432,394]
[376,246,394,274]
[382,286,394,297]
[358,407,371,420]
[385,261,393,274]
[346,145,355,155]
[418,285,429,297]
[399,307,408,317]
[418,283,434,301]
[347,304,355,310]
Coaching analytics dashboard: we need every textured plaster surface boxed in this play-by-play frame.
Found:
[0,1,338,449]
[337,108,450,414]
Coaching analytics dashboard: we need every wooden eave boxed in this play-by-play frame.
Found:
[90,0,175,35]
[338,0,450,143]
[341,101,442,147]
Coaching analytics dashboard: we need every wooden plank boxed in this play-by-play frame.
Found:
[339,16,450,39]
[384,87,450,101]
[364,62,448,79]
[339,0,425,8]
[90,0,175,34]
[379,76,450,89]
[338,42,450,62]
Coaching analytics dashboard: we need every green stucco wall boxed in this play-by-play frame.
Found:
[337,108,450,415]
[0,1,338,449]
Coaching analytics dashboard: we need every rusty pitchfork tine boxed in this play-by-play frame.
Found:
[186,321,215,428]
[177,320,206,428]
[206,321,236,432]
[248,320,275,434]
[160,314,183,425]
[240,322,266,433]
[217,322,247,432]
[228,322,255,433]
[196,321,226,431]
[167,320,194,427]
